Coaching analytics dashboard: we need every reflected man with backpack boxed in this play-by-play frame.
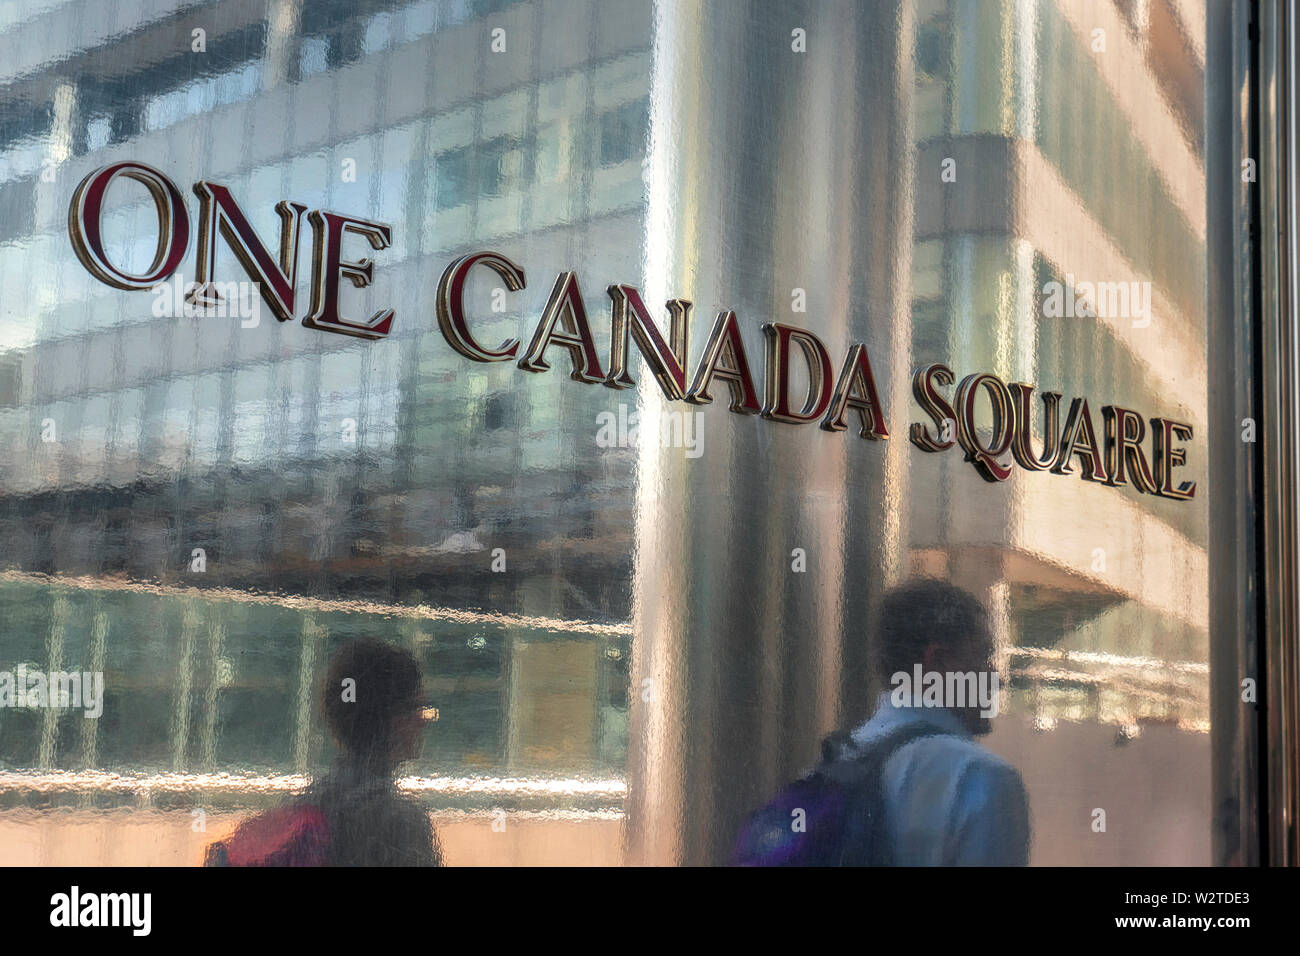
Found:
[734,579,1031,866]
[206,637,442,867]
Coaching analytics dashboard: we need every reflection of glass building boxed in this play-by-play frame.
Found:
[0,0,1292,866]
[911,0,1210,578]
[907,0,1213,857]
[1,0,651,864]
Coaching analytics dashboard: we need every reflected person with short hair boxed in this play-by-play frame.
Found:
[205,637,441,867]
[855,578,1030,865]
[734,579,1030,866]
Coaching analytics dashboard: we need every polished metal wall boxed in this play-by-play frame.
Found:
[627,0,1221,866]
[0,0,1254,866]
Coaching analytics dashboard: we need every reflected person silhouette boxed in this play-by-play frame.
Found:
[205,637,441,866]
[734,579,1030,866]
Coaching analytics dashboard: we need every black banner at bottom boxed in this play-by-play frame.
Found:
[0,865,1289,942]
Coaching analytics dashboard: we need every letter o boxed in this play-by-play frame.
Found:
[68,162,191,290]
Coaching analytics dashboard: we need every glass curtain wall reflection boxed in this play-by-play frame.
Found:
[1,0,650,866]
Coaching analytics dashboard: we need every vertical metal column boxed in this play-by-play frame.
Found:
[1254,0,1300,867]
[627,0,914,866]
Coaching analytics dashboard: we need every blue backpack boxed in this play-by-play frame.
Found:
[732,722,950,866]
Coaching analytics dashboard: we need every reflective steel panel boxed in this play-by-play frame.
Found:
[0,0,1252,866]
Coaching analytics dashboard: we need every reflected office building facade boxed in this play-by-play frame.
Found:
[0,0,1294,866]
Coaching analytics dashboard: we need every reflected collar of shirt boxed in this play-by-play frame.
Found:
[850,691,973,748]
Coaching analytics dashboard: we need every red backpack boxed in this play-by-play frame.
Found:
[205,805,331,867]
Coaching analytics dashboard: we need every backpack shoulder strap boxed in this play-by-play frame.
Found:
[817,720,958,865]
